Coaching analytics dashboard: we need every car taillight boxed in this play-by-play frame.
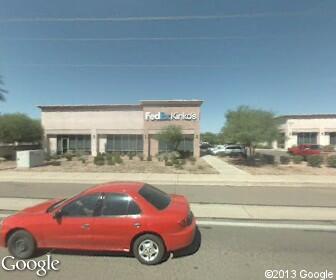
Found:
[179,211,193,227]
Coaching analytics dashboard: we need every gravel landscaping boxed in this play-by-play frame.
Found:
[0,155,218,174]
[221,156,336,175]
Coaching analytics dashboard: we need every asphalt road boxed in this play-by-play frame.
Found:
[0,225,335,280]
[0,182,336,207]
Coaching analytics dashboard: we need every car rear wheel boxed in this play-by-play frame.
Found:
[7,230,36,259]
[133,234,165,265]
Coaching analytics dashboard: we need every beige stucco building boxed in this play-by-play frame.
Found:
[38,100,202,158]
[275,114,336,149]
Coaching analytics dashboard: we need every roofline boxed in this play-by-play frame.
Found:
[276,114,336,120]
[37,100,203,111]
[140,99,203,106]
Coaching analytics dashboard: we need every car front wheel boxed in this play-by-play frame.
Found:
[133,234,165,265]
[7,230,36,259]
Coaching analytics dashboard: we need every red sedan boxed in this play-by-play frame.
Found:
[0,182,196,265]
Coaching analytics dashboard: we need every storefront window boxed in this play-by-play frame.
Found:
[297,133,317,145]
[330,133,336,145]
[159,135,194,155]
[57,135,91,154]
[106,135,143,153]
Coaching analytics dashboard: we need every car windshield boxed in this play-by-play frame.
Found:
[47,191,85,212]
[138,184,171,210]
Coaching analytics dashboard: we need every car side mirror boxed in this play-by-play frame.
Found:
[53,210,63,219]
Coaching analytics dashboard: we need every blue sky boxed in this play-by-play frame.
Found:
[0,0,335,132]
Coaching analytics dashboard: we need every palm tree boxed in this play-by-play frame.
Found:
[0,75,8,101]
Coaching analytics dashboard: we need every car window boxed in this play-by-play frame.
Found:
[138,184,171,210]
[101,193,141,216]
[61,194,101,217]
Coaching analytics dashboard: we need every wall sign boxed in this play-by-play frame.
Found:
[145,112,198,121]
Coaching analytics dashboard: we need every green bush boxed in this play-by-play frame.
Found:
[326,155,336,168]
[165,160,173,166]
[259,154,275,165]
[307,155,323,167]
[114,154,123,164]
[64,153,73,161]
[174,163,183,169]
[107,155,115,165]
[94,153,105,165]
[128,152,135,160]
[79,156,86,164]
[280,156,291,165]
[293,155,304,164]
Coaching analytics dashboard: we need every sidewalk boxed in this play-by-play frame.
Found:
[0,170,336,187]
[202,155,250,176]
[0,197,335,221]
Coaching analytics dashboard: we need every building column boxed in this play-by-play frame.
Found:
[193,133,200,158]
[91,129,98,156]
[48,136,57,155]
[143,133,149,158]
[150,137,159,157]
[98,135,107,154]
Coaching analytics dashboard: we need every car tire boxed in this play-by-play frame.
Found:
[7,230,36,259]
[133,234,165,265]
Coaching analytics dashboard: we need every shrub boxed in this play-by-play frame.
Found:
[165,160,173,166]
[326,155,336,168]
[174,163,183,170]
[307,155,323,167]
[64,153,73,161]
[79,156,86,164]
[172,158,179,165]
[107,155,115,165]
[147,155,152,161]
[280,156,291,165]
[259,154,275,165]
[293,155,304,164]
[114,154,123,164]
[94,153,105,165]
[128,152,134,160]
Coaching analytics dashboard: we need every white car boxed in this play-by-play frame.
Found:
[212,145,245,155]
[209,145,226,154]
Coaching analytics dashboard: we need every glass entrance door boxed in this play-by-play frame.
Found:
[61,138,69,154]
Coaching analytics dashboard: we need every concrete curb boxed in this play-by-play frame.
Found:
[1,197,335,221]
[1,171,336,188]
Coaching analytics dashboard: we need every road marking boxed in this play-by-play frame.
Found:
[196,220,336,231]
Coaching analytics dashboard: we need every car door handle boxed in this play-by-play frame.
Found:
[81,223,90,230]
[133,223,141,228]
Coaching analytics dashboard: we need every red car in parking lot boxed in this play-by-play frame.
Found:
[288,144,321,157]
[0,182,196,265]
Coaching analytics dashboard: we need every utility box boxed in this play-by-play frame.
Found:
[16,150,45,168]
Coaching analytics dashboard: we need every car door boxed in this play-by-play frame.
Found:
[42,193,102,250]
[92,193,143,252]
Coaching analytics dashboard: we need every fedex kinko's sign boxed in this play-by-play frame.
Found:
[145,112,198,121]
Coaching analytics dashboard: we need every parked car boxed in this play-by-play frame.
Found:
[213,145,246,156]
[209,145,226,154]
[0,182,196,265]
[288,144,321,157]
[200,142,213,155]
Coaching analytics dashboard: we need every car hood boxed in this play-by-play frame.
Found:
[20,198,63,215]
